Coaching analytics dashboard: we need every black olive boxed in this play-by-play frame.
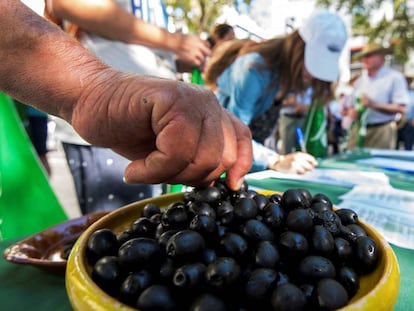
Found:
[161,202,190,230]
[245,268,277,301]
[141,203,161,218]
[201,248,217,265]
[157,230,179,249]
[219,232,249,258]
[234,197,258,220]
[354,236,379,273]
[270,283,307,311]
[137,284,177,311]
[166,230,206,262]
[334,237,353,263]
[173,262,206,288]
[315,278,349,309]
[310,201,332,213]
[312,193,333,210]
[119,270,154,307]
[86,228,119,265]
[315,210,342,236]
[347,224,367,239]
[311,225,335,256]
[268,193,282,204]
[253,193,269,211]
[118,237,164,272]
[336,209,359,225]
[189,214,217,240]
[131,217,157,238]
[216,201,235,225]
[298,188,313,209]
[205,257,241,289]
[254,240,280,268]
[281,188,311,211]
[278,231,309,258]
[91,256,124,296]
[298,256,336,282]
[286,209,314,233]
[187,201,217,219]
[189,293,226,311]
[242,219,274,242]
[337,266,360,297]
[262,202,285,231]
[193,186,222,206]
[159,258,175,283]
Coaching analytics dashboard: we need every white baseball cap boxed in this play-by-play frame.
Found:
[299,9,348,82]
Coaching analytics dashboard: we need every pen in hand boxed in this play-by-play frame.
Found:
[295,126,307,153]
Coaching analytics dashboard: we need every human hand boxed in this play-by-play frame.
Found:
[71,71,252,190]
[173,34,211,71]
[268,152,317,174]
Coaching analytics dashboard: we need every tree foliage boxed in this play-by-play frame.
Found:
[165,0,251,35]
[317,0,414,62]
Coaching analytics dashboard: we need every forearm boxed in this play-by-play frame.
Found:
[367,100,406,115]
[51,0,182,53]
[0,1,107,122]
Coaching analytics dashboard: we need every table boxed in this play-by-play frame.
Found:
[1,149,413,310]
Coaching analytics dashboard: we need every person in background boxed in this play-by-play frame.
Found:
[396,76,414,150]
[214,9,347,174]
[42,0,212,214]
[0,1,252,202]
[207,23,235,49]
[277,87,312,154]
[346,43,409,150]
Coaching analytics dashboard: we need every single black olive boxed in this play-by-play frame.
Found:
[263,202,285,231]
[189,214,217,240]
[131,217,157,238]
[136,284,177,311]
[166,230,206,262]
[297,188,313,209]
[354,236,379,273]
[253,193,269,211]
[336,209,359,225]
[119,270,154,307]
[347,224,368,239]
[270,283,307,311]
[242,219,274,242]
[268,193,282,204]
[219,232,249,258]
[337,266,360,297]
[334,237,353,263]
[254,240,280,268]
[286,209,314,233]
[173,262,206,288]
[161,202,190,230]
[157,230,179,249]
[205,257,241,289]
[315,278,349,309]
[91,256,124,297]
[298,256,336,282]
[201,248,217,265]
[278,231,309,258]
[216,201,235,226]
[118,237,164,272]
[86,228,119,265]
[315,210,342,236]
[245,268,278,301]
[312,193,333,210]
[141,203,161,218]
[281,189,309,211]
[187,201,217,219]
[234,197,258,220]
[311,225,335,256]
[193,186,222,206]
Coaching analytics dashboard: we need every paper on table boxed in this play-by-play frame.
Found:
[338,184,414,250]
[355,157,414,173]
[368,148,414,160]
[247,169,390,188]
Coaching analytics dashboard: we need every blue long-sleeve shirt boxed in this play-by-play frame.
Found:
[216,52,280,171]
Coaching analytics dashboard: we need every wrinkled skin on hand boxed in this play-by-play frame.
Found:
[269,152,317,174]
[71,71,253,190]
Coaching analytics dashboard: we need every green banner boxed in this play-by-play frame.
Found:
[0,93,67,240]
[302,99,328,158]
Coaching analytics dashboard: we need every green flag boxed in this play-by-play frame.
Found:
[191,68,205,85]
[302,99,328,158]
[355,97,368,148]
[0,93,67,240]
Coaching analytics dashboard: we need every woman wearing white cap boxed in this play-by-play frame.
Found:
[214,9,348,173]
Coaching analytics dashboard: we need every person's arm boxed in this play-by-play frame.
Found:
[50,0,210,68]
[0,1,252,190]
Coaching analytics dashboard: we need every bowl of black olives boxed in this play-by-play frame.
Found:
[66,179,400,311]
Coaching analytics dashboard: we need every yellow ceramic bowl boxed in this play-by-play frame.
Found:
[66,192,400,311]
